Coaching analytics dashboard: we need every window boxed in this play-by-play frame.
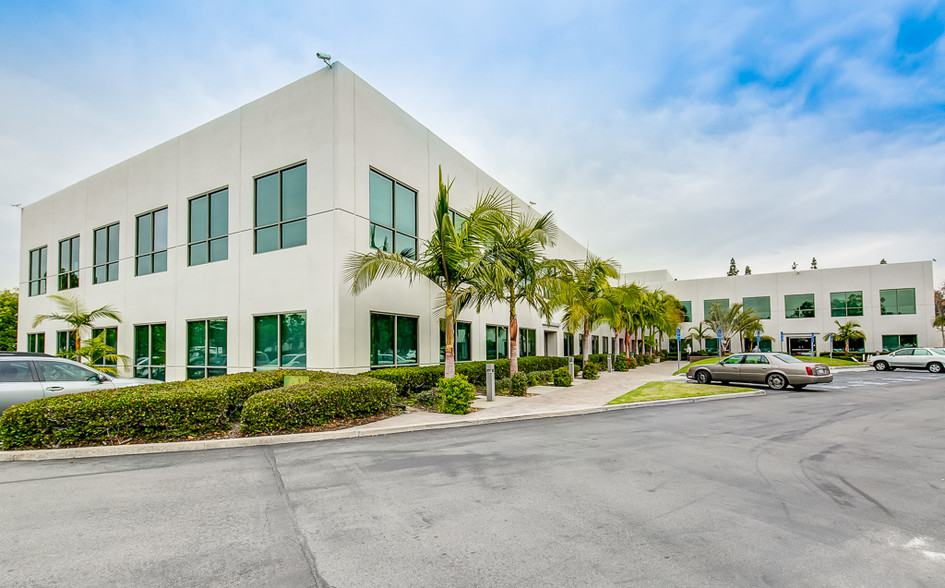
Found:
[439,320,471,363]
[486,325,508,360]
[255,313,307,370]
[743,355,769,365]
[519,328,536,357]
[36,360,101,383]
[785,294,815,319]
[57,330,77,354]
[881,334,917,352]
[370,313,416,367]
[830,291,863,317]
[90,327,118,367]
[704,298,729,317]
[27,333,45,353]
[742,296,771,320]
[705,338,719,354]
[255,163,306,254]
[134,324,166,381]
[189,188,228,265]
[369,169,417,259]
[136,208,168,276]
[93,223,120,284]
[564,333,574,357]
[58,235,80,290]
[449,209,468,233]
[187,319,227,379]
[578,336,584,356]
[601,336,609,354]
[28,246,47,296]
[832,335,864,353]
[0,360,33,383]
[592,336,599,354]
[880,288,916,315]
[680,301,692,322]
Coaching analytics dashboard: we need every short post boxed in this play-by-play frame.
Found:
[676,328,681,372]
[607,354,613,372]
[485,363,495,402]
[568,356,574,379]
[810,332,815,361]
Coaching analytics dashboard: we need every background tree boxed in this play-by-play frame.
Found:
[727,258,739,276]
[934,315,945,347]
[32,294,122,362]
[475,205,558,377]
[705,302,762,354]
[551,253,620,367]
[0,288,17,351]
[824,320,866,353]
[344,166,507,378]
[744,266,751,275]
[792,262,798,271]
[811,257,818,269]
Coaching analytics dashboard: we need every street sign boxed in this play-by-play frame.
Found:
[676,328,681,340]
[718,329,722,339]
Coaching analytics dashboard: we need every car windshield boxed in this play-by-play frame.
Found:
[932,348,945,356]
[771,353,804,364]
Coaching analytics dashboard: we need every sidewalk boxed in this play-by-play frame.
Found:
[0,360,762,462]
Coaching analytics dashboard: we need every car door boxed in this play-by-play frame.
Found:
[34,359,116,400]
[739,354,771,383]
[889,349,914,368]
[0,360,45,413]
[911,349,933,368]
[713,355,745,381]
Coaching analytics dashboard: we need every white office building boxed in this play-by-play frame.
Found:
[622,261,938,355]
[18,63,606,380]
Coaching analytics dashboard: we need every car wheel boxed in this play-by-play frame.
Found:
[767,373,788,390]
[695,370,711,385]
[792,384,806,390]
[929,362,944,374]
[874,361,889,371]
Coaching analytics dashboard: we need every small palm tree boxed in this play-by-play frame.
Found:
[705,302,762,354]
[344,166,508,378]
[934,315,945,347]
[74,332,129,376]
[823,320,866,353]
[689,321,711,353]
[550,253,620,367]
[32,294,122,363]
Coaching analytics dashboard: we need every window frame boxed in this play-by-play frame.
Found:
[134,323,167,381]
[680,301,692,322]
[90,327,118,367]
[27,332,45,353]
[28,246,47,296]
[742,296,771,320]
[368,168,418,259]
[881,334,918,352]
[56,330,77,354]
[93,222,120,284]
[519,328,537,357]
[830,290,864,317]
[135,207,169,276]
[785,293,816,319]
[564,332,574,357]
[57,235,80,290]
[186,318,228,379]
[188,188,229,266]
[703,298,729,318]
[254,162,307,254]
[485,325,509,361]
[439,320,472,363]
[879,288,916,316]
[369,312,417,368]
[253,312,307,370]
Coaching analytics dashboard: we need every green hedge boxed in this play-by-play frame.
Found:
[365,356,569,394]
[240,374,395,435]
[2,370,329,449]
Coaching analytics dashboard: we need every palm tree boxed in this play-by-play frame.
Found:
[688,321,711,353]
[474,205,558,377]
[934,316,945,347]
[344,166,508,378]
[74,332,129,376]
[824,320,866,353]
[705,302,762,354]
[32,294,122,363]
[550,253,620,367]
[603,283,645,356]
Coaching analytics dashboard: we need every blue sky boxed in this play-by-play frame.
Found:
[1,0,943,290]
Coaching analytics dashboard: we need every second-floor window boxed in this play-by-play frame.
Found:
[369,169,417,259]
[58,236,79,290]
[136,208,168,276]
[255,163,306,254]
[189,188,228,266]
[93,223,119,284]
[28,246,47,296]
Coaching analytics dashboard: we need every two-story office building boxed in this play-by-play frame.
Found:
[622,261,938,355]
[18,63,610,380]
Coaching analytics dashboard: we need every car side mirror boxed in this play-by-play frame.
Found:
[97,373,109,383]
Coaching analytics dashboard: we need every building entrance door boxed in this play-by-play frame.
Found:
[544,331,557,356]
[787,336,813,356]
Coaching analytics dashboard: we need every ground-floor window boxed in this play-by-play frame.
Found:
[564,332,574,357]
[578,335,584,356]
[27,333,45,353]
[439,320,471,362]
[881,334,917,352]
[371,313,417,367]
[519,328,536,357]
[742,336,772,352]
[591,336,599,354]
[187,319,228,379]
[831,337,865,353]
[135,323,166,381]
[705,338,719,354]
[255,313,307,370]
[57,330,77,355]
[486,325,508,360]
[91,327,118,368]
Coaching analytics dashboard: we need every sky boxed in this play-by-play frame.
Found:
[1,0,944,290]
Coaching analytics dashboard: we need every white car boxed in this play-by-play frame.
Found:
[0,352,158,413]
[868,347,945,373]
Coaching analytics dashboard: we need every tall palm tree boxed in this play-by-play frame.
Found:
[32,294,123,363]
[474,205,558,377]
[344,166,508,378]
[824,319,866,353]
[705,302,762,354]
[603,283,645,356]
[550,253,620,367]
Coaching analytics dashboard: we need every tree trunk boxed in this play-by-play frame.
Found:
[509,302,519,377]
[582,321,590,366]
[74,329,81,363]
[444,296,455,379]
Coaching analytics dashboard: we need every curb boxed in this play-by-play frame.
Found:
[0,390,765,463]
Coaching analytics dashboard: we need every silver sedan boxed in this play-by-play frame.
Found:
[687,352,833,391]
[868,347,945,373]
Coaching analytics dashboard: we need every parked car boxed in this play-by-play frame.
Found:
[868,347,945,373]
[686,352,833,390]
[0,352,158,414]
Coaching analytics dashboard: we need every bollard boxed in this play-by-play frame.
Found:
[486,363,495,402]
[568,356,574,379]
[607,354,613,372]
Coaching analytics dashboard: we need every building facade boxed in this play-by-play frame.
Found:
[622,261,938,355]
[18,64,608,380]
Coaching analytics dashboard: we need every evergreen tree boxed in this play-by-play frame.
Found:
[811,257,818,269]
[727,258,739,276]
[744,266,752,275]
[0,288,17,351]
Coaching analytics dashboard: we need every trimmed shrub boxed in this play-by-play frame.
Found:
[495,377,511,393]
[241,374,395,435]
[614,353,628,372]
[439,375,476,415]
[527,370,553,386]
[582,362,600,380]
[415,388,441,407]
[0,369,315,449]
[363,356,570,392]
[626,356,637,369]
[510,372,528,396]
[553,367,572,387]
[365,365,443,396]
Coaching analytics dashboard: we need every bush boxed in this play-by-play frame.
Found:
[363,357,570,393]
[241,374,395,435]
[495,377,511,393]
[582,362,600,380]
[553,367,572,387]
[415,388,441,407]
[614,353,628,372]
[365,365,443,396]
[0,369,315,449]
[510,372,528,396]
[439,375,476,415]
[527,370,553,386]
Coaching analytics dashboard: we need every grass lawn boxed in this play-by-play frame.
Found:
[607,381,754,405]
[673,354,861,375]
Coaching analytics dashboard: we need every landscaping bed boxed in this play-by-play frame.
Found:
[607,381,754,404]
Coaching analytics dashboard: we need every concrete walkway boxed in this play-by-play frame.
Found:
[0,360,764,462]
